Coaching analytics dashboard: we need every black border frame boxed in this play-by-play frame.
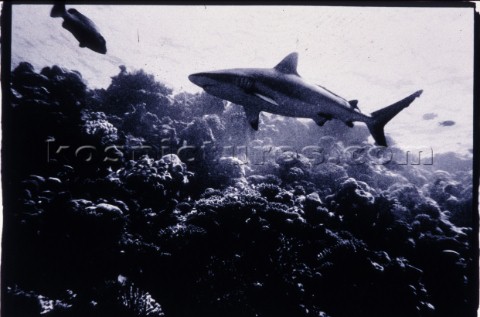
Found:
[1,2,478,316]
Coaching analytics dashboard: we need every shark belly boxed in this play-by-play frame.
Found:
[267,101,317,118]
[259,88,355,122]
[254,87,318,118]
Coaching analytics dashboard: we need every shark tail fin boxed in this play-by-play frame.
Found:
[50,3,66,18]
[367,90,423,146]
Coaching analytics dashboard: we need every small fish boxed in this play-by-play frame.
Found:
[422,112,437,120]
[439,120,455,127]
[51,4,107,54]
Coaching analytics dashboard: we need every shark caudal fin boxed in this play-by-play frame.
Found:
[367,90,423,146]
[50,3,66,18]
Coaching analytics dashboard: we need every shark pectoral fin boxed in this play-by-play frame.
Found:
[345,121,354,128]
[245,108,261,130]
[254,93,279,106]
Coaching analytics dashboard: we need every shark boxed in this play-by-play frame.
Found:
[188,52,423,147]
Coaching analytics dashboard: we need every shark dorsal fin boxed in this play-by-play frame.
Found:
[274,52,299,75]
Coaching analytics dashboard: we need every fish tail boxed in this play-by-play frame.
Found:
[50,3,66,18]
[367,90,423,146]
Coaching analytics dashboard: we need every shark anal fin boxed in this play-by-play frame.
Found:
[314,113,332,126]
[314,117,328,127]
[245,107,260,130]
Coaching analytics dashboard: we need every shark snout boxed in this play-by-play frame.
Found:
[188,73,201,84]
[189,71,232,89]
[188,72,212,88]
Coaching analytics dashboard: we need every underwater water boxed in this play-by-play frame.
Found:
[4,4,477,317]
[11,5,474,155]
